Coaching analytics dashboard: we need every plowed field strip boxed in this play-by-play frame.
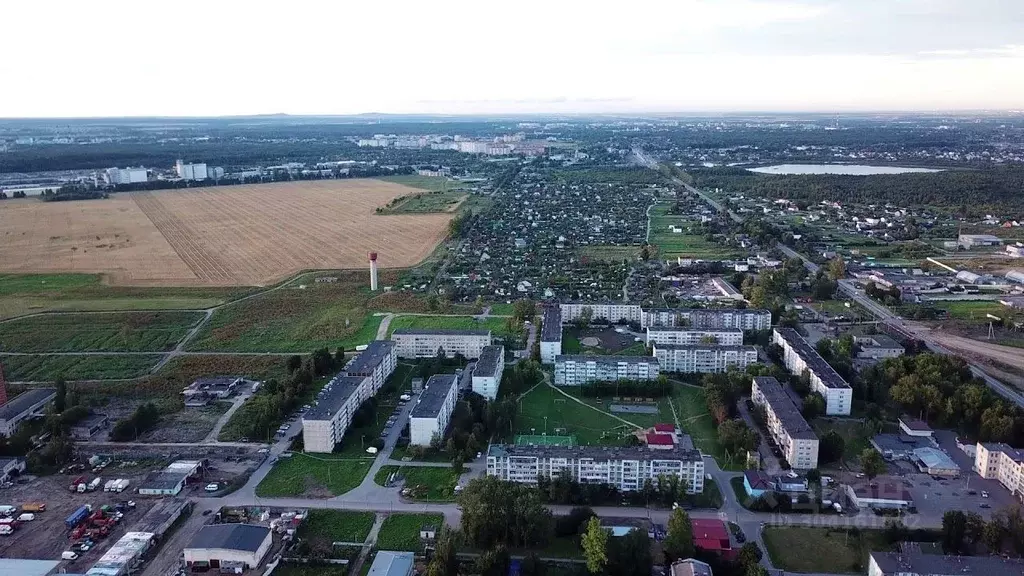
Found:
[132,192,234,283]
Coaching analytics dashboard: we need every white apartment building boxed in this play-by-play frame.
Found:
[560,302,642,325]
[391,329,491,359]
[104,167,148,185]
[640,308,772,330]
[772,328,852,416]
[471,345,504,400]
[554,355,660,386]
[175,160,208,181]
[645,327,744,346]
[487,444,705,493]
[751,377,819,470]
[652,344,758,374]
[302,342,397,453]
[974,442,1024,500]
[410,374,460,446]
[540,306,563,364]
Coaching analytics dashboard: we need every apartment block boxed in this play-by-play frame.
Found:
[772,328,852,416]
[487,444,705,493]
[560,302,642,325]
[645,327,744,346]
[409,374,460,446]
[342,340,398,391]
[751,376,819,470]
[471,345,505,400]
[391,329,491,359]
[554,355,660,386]
[974,442,1024,500]
[640,308,772,330]
[540,306,563,364]
[652,344,758,374]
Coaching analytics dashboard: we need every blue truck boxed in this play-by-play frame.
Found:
[65,504,90,529]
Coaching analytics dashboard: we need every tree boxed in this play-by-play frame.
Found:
[718,419,758,455]
[475,545,510,576]
[425,525,459,576]
[579,306,593,327]
[942,510,968,554]
[827,256,847,281]
[737,542,764,569]
[801,393,826,419]
[860,449,887,480]
[458,476,552,549]
[519,553,547,576]
[556,506,596,537]
[805,468,821,485]
[608,528,652,576]
[286,355,302,373]
[819,430,845,463]
[582,517,609,574]
[663,508,694,562]
[54,379,68,413]
[513,299,536,322]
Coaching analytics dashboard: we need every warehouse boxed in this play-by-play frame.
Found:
[409,374,460,446]
[85,531,154,576]
[70,413,110,440]
[0,457,26,483]
[137,472,189,496]
[184,524,273,571]
[0,388,57,437]
[913,447,961,477]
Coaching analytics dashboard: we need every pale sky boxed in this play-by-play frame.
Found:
[3,0,1023,117]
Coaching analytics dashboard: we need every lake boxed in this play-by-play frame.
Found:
[748,164,943,176]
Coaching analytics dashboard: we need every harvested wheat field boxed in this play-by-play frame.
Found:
[0,180,452,286]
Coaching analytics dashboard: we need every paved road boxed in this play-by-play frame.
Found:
[203,390,255,443]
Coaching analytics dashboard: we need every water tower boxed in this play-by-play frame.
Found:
[369,252,379,291]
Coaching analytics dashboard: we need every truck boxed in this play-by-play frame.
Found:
[103,480,116,492]
[0,505,16,516]
[65,505,91,530]
[113,479,130,493]
[87,478,102,492]
[21,502,46,512]
[0,525,12,536]
[69,476,87,492]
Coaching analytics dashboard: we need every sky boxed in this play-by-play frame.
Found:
[4,0,1023,117]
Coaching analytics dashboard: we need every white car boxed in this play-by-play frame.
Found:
[204,483,220,492]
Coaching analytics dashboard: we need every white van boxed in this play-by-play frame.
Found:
[61,551,79,561]
[16,513,34,522]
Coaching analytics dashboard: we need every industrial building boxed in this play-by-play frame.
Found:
[559,302,642,325]
[540,306,563,364]
[974,442,1024,499]
[912,447,960,477]
[184,524,273,572]
[845,480,914,510]
[391,328,491,359]
[0,457,25,483]
[85,531,155,576]
[137,460,203,496]
[368,551,415,576]
[409,374,460,446]
[651,344,758,374]
[0,559,59,576]
[487,443,705,493]
[853,335,905,359]
[471,345,504,400]
[553,355,660,386]
[957,234,1002,250]
[640,307,771,330]
[175,159,208,180]
[868,551,1024,576]
[70,413,109,439]
[104,167,148,185]
[645,327,744,346]
[0,388,57,437]
[302,342,397,453]
[772,328,852,416]
[182,376,244,405]
[751,377,819,470]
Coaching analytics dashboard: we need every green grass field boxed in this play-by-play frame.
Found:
[1,354,160,381]
[648,204,744,259]
[299,510,375,544]
[380,190,469,214]
[376,175,470,192]
[130,354,290,400]
[374,465,461,501]
[187,271,390,353]
[375,513,444,551]
[256,453,374,498]
[762,527,890,574]
[812,418,872,465]
[0,273,241,320]
[668,384,733,468]
[0,311,204,352]
[935,300,1011,321]
[516,385,645,446]
[579,246,640,261]
[387,315,515,338]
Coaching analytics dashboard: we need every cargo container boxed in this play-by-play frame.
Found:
[103,480,117,492]
[65,504,91,529]
[21,502,46,512]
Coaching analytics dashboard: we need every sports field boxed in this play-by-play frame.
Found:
[0,180,453,286]
[515,434,576,446]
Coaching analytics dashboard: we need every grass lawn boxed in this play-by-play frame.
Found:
[299,510,376,544]
[649,204,744,259]
[516,385,645,446]
[0,311,204,352]
[256,453,374,498]
[102,354,290,401]
[376,513,444,551]
[579,245,640,261]
[379,190,469,214]
[387,314,513,338]
[0,273,242,320]
[762,527,890,574]
[812,418,871,467]
[936,300,1011,321]
[730,477,755,509]
[668,385,735,468]
[187,270,395,353]
[561,330,582,354]
[1,354,160,381]
[375,175,470,192]
[487,302,516,316]
[374,465,461,501]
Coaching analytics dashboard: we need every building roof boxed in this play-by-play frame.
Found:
[72,412,109,429]
[555,355,660,366]
[743,470,773,491]
[475,345,503,378]
[488,443,702,462]
[870,551,1024,575]
[139,471,188,491]
[671,559,713,576]
[344,341,395,375]
[858,334,904,350]
[410,374,458,419]
[691,519,730,552]
[0,558,60,576]
[871,434,933,454]
[541,306,562,342]
[654,423,675,433]
[189,376,240,390]
[646,327,744,336]
[305,375,366,421]
[773,327,851,389]
[0,388,57,422]
[646,433,675,446]
[653,344,756,353]
[898,415,931,432]
[849,480,913,503]
[913,447,960,472]
[392,328,491,336]
[752,377,817,440]
[368,550,415,576]
[187,524,271,553]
